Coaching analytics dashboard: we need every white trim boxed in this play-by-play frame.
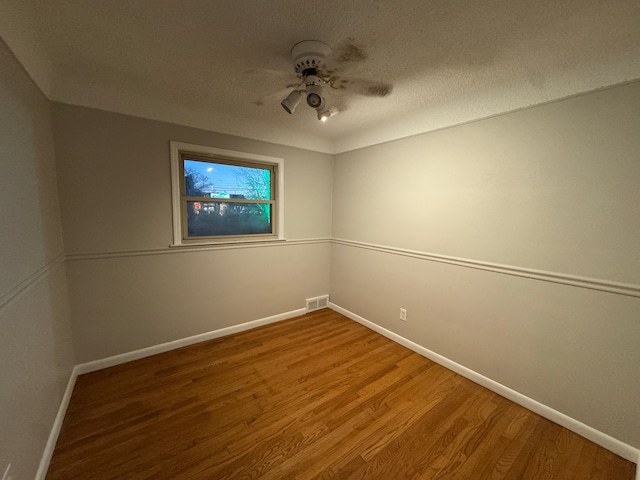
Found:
[169,141,284,246]
[329,302,640,464]
[170,141,182,245]
[75,307,306,374]
[35,365,79,480]
[0,253,65,310]
[332,238,640,298]
[62,237,639,298]
[64,237,331,261]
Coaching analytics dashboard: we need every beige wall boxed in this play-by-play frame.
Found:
[0,40,75,478]
[53,104,333,252]
[66,243,330,361]
[53,104,334,362]
[332,82,640,283]
[331,82,640,448]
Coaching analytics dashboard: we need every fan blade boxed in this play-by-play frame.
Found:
[331,39,368,66]
[243,67,290,76]
[319,39,391,97]
[243,68,300,107]
[330,77,393,98]
[251,87,292,107]
[243,68,299,86]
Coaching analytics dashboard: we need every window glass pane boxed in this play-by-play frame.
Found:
[184,159,271,200]
[187,201,272,237]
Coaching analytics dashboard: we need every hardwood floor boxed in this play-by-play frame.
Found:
[47,309,636,479]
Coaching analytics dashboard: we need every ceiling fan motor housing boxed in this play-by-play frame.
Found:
[291,40,332,75]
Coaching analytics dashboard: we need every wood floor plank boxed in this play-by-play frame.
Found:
[340,382,485,479]
[46,310,636,480]
[485,409,540,479]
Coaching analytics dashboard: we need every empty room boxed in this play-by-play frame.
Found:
[1,1,639,479]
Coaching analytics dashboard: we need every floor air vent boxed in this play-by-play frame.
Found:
[306,295,329,312]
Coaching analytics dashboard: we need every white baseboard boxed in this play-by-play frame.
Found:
[35,364,79,480]
[37,307,307,478]
[75,307,307,375]
[329,302,640,465]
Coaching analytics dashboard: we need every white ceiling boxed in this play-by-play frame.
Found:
[2,0,640,153]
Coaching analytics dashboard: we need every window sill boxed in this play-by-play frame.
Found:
[169,238,287,249]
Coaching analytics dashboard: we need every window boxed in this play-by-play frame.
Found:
[170,142,284,244]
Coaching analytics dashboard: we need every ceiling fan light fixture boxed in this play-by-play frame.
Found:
[281,90,302,114]
[305,84,325,109]
[274,40,394,120]
[317,106,338,122]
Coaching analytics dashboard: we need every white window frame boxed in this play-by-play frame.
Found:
[170,141,284,245]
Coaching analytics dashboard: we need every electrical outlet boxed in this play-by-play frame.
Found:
[400,308,407,321]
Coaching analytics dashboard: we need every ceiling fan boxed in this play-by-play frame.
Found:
[256,40,393,122]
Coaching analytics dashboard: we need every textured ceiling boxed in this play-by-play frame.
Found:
[1,0,640,153]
